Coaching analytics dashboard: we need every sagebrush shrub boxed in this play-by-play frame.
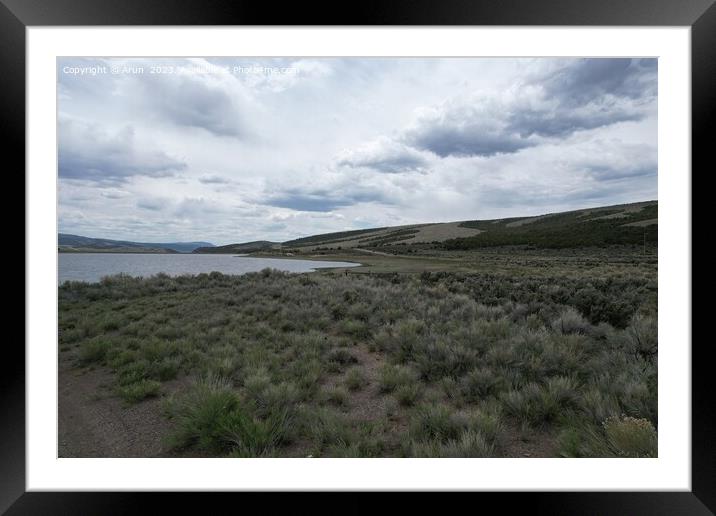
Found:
[410,430,495,458]
[60,268,657,458]
[325,385,349,407]
[415,341,477,381]
[344,367,368,391]
[327,348,358,367]
[602,415,657,457]
[460,366,504,401]
[625,314,657,362]
[303,406,354,448]
[78,338,110,365]
[166,375,239,452]
[378,364,418,393]
[582,388,621,425]
[117,379,161,403]
[465,409,504,445]
[551,307,591,335]
[502,379,577,427]
[243,368,272,401]
[409,404,463,442]
[395,383,421,407]
[154,356,181,381]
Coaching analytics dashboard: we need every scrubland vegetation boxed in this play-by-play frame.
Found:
[59,260,657,458]
[446,203,657,250]
[201,200,657,256]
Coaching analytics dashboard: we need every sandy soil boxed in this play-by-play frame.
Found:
[297,224,423,251]
[58,353,177,458]
[581,202,651,221]
[505,214,556,227]
[401,222,482,243]
[353,248,395,257]
[295,221,482,250]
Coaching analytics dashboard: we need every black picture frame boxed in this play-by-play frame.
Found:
[5,0,711,513]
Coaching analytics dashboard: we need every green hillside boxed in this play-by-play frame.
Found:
[58,233,214,253]
[193,241,278,254]
[444,201,657,250]
[191,200,658,254]
[283,227,389,247]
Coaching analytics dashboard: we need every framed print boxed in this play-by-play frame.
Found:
[6,0,712,513]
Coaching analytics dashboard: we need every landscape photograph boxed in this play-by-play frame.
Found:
[58,56,658,458]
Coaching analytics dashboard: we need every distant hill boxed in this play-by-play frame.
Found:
[283,227,390,247]
[193,241,279,254]
[58,234,215,253]
[283,200,657,251]
[69,200,657,255]
[197,200,657,253]
[444,200,657,250]
[279,222,473,250]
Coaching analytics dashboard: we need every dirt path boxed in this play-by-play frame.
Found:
[353,248,395,257]
[58,353,176,458]
[343,344,391,422]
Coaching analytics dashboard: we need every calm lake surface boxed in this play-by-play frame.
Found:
[58,253,360,284]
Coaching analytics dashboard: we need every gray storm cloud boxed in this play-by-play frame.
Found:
[58,118,187,184]
[136,75,245,138]
[266,185,393,213]
[199,174,232,185]
[402,58,656,158]
[337,139,430,173]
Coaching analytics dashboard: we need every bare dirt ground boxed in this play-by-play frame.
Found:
[58,352,177,458]
[581,202,650,221]
[292,221,482,251]
[505,214,556,227]
[401,222,482,243]
[501,425,558,458]
[295,224,422,251]
[327,344,390,421]
[353,248,395,257]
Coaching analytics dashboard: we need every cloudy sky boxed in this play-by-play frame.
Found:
[57,57,657,245]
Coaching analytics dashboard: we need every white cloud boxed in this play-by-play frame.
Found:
[336,137,432,173]
[58,116,186,184]
[58,57,657,244]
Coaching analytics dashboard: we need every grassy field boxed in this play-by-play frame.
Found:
[259,245,657,279]
[58,248,657,458]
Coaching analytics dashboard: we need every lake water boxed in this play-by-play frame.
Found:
[58,253,360,284]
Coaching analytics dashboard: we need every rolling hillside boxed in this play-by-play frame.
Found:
[58,234,215,253]
[444,200,657,250]
[196,200,657,253]
[192,241,279,254]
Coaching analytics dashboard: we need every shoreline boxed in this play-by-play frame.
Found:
[58,253,365,284]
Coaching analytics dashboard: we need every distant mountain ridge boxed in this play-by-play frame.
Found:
[192,241,279,254]
[58,234,215,253]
